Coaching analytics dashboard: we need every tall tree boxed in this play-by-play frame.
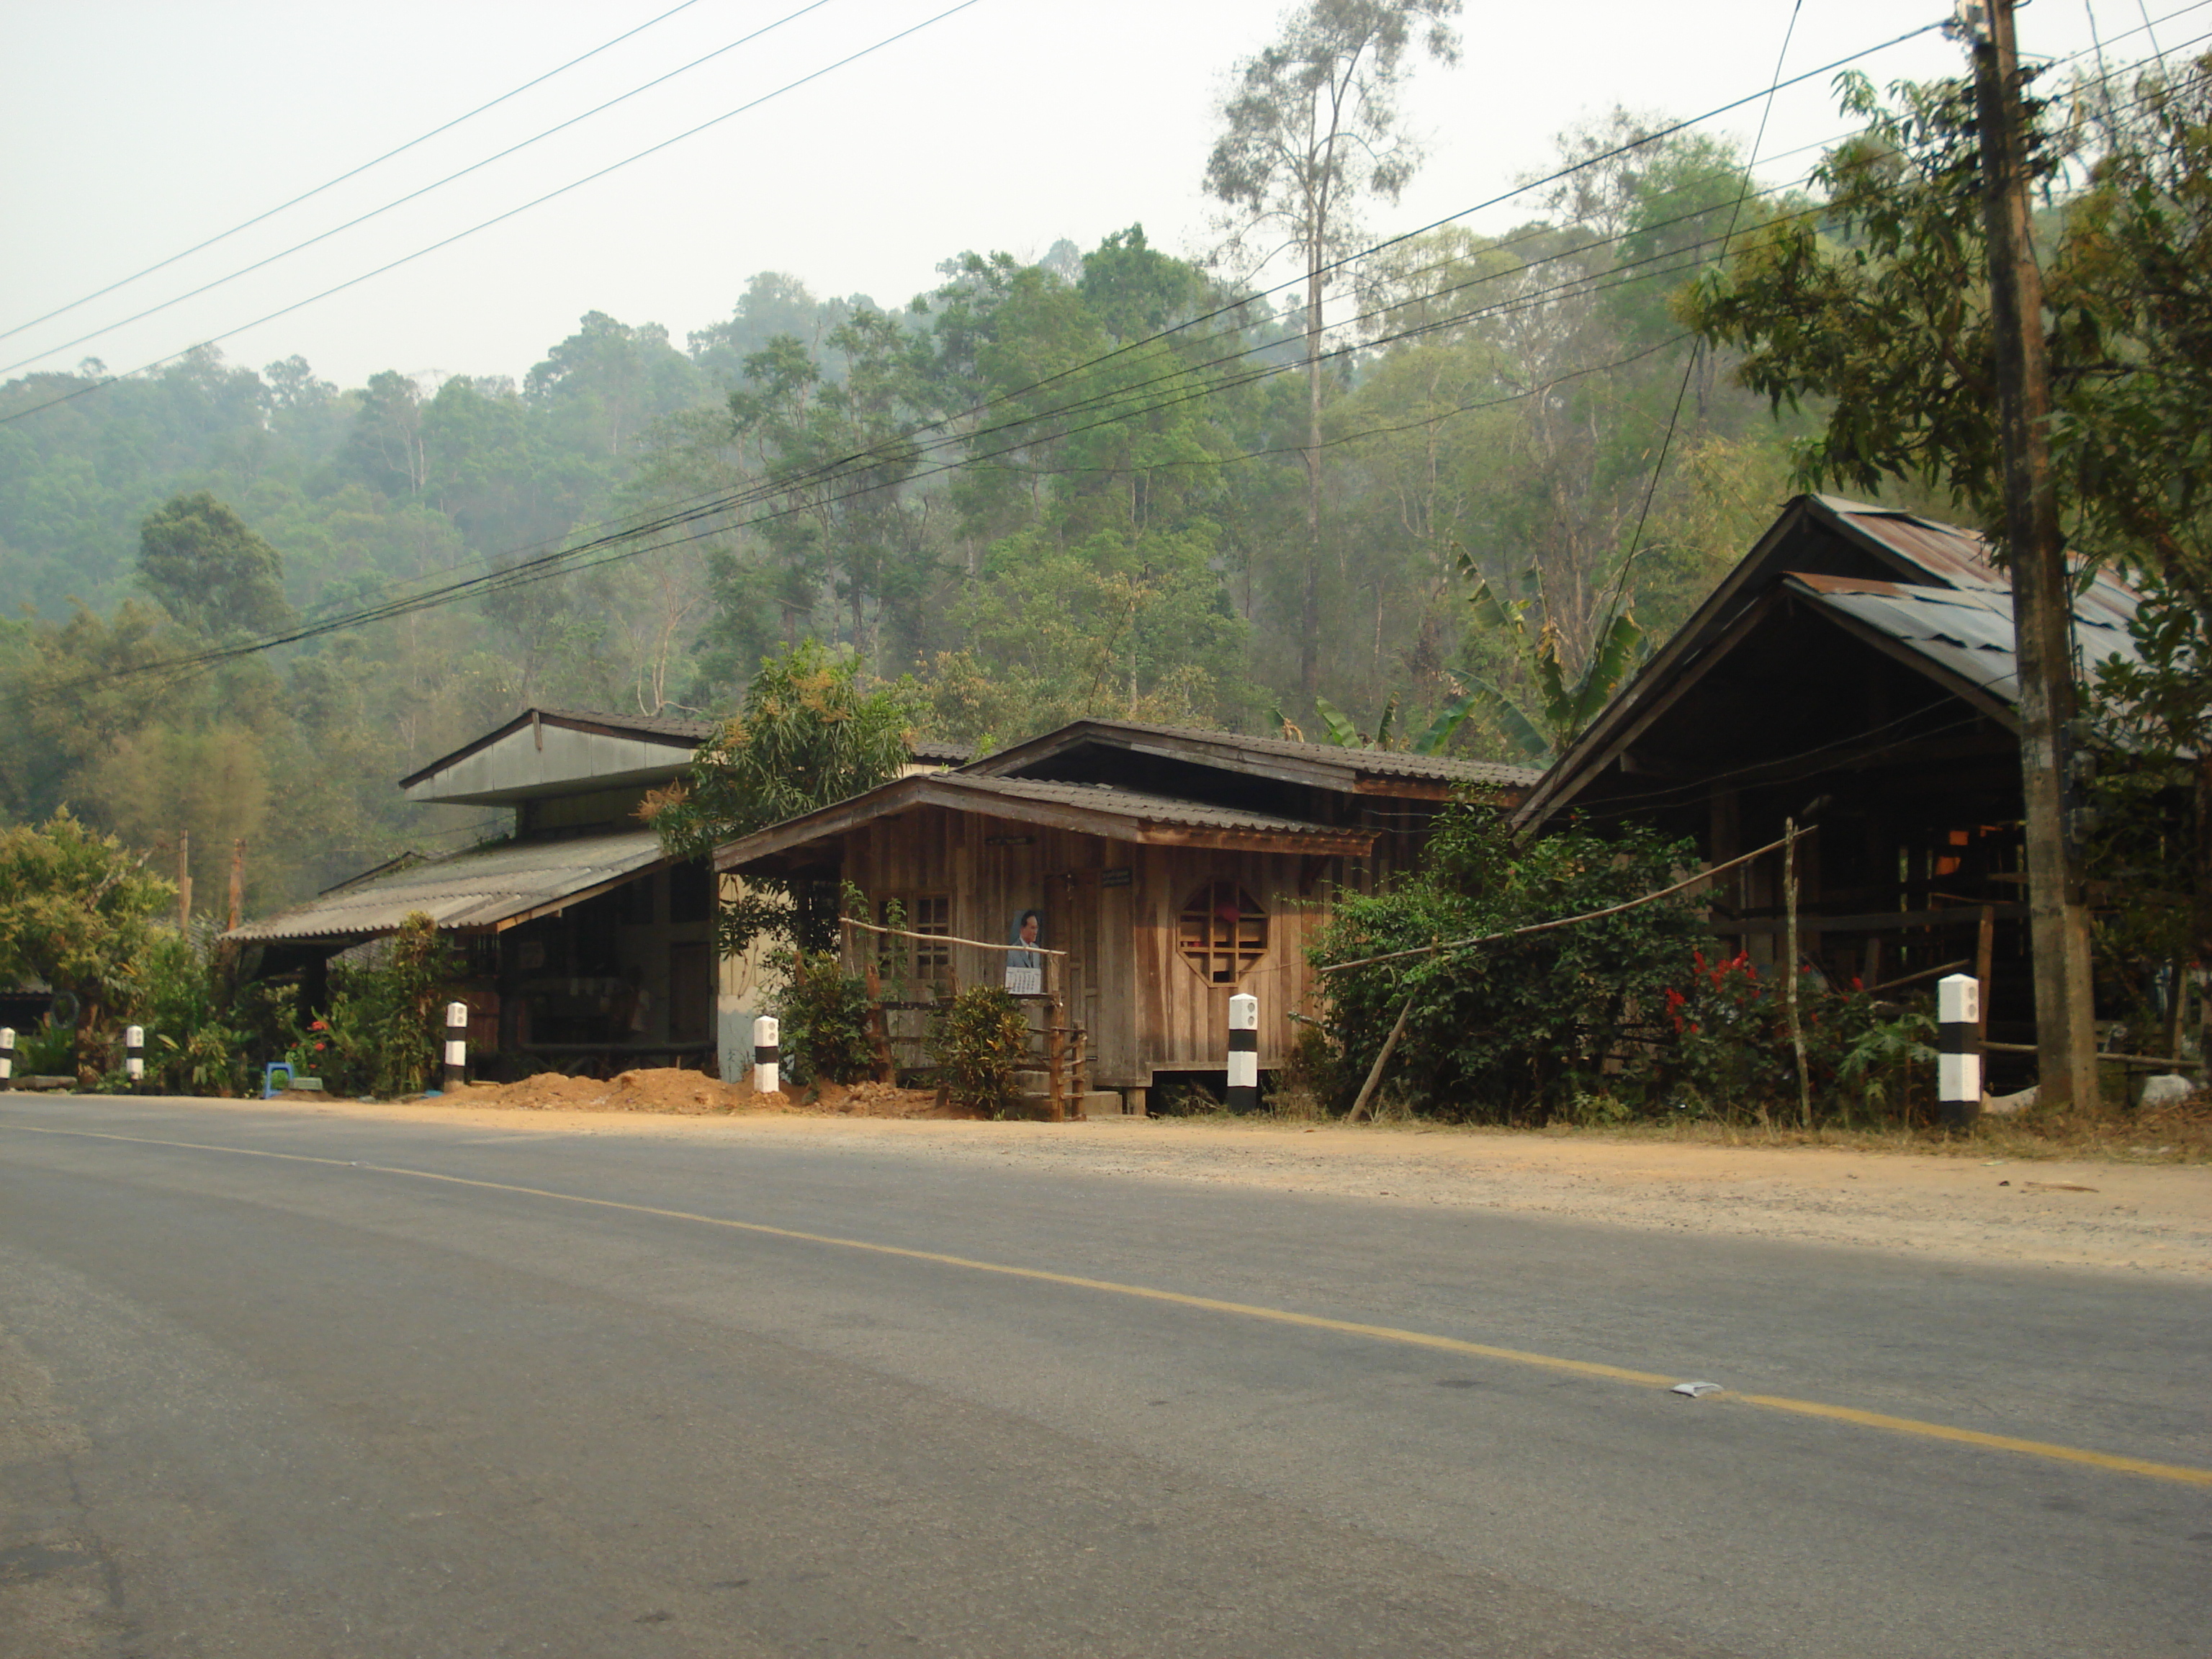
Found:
[136,490,295,637]
[1683,52,2212,968]
[1204,0,1461,700]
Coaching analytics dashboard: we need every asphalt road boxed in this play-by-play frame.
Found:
[1,1097,2206,1658]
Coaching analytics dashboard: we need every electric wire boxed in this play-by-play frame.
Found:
[0,0,841,379]
[0,0,712,346]
[12,24,2204,699]
[0,0,984,426]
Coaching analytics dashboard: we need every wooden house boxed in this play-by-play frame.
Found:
[227,705,966,1080]
[714,721,1537,1110]
[1511,495,2149,1064]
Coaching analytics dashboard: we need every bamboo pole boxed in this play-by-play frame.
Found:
[839,915,1066,957]
[1785,817,1811,1130]
[1975,904,1997,1051]
[1346,996,1414,1123]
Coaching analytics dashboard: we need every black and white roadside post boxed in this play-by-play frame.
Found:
[1939,972,1982,1130]
[753,1015,780,1094]
[1227,992,1259,1113]
[442,1001,469,1092]
[0,1027,14,1091]
[125,1025,145,1090]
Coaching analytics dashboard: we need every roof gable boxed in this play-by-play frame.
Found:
[1512,495,2146,827]
[401,708,708,806]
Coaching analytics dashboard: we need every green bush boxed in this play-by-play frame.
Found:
[1316,811,1704,1122]
[927,986,1029,1118]
[768,948,877,1087]
[315,914,460,1097]
[1660,949,1936,1123]
[1315,806,1943,1126]
[136,929,252,1095]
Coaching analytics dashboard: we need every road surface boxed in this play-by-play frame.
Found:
[2,1095,2206,1656]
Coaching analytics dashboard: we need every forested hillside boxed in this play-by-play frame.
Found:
[0,109,1837,913]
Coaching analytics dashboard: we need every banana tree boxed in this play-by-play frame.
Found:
[1461,562,1645,762]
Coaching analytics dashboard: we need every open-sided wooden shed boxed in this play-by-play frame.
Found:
[1511,495,2151,1061]
[714,722,1537,1107]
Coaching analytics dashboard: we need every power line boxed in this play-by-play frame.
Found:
[0,0,713,346]
[0,0,985,427]
[14,23,2203,698]
[0,0,841,379]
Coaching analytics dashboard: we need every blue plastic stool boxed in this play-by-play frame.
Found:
[262,1061,295,1099]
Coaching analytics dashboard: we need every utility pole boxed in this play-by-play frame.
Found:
[1964,0,2100,1108]
[228,839,246,932]
[176,829,193,932]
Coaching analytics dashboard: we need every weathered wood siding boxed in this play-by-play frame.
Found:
[835,807,1330,1089]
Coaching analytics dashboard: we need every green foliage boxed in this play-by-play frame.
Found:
[2085,570,2212,991]
[1659,950,1936,1124]
[1686,53,2212,961]
[135,930,251,1095]
[1315,811,1704,1120]
[1462,560,1645,760]
[649,640,917,957]
[1317,814,1946,1125]
[136,490,295,637]
[926,986,1030,1118]
[0,809,171,1045]
[767,949,877,1087]
[314,914,460,1097]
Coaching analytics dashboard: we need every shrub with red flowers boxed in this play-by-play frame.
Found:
[1660,948,1938,1123]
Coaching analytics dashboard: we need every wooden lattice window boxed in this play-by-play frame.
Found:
[1178,883,1267,984]
[880,894,952,986]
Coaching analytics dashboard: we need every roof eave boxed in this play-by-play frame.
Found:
[713,774,1376,872]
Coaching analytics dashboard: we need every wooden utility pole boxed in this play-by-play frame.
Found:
[1966,0,2100,1109]
[176,829,192,931]
[228,839,246,932]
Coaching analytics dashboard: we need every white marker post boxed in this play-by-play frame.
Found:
[752,1015,781,1094]
[442,1001,469,1092]
[125,1025,145,1088]
[1227,992,1259,1113]
[1938,973,1982,1130]
[0,1027,14,1090]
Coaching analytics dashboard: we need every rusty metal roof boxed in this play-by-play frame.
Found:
[1819,496,2144,621]
[1786,573,2149,718]
[227,829,666,943]
[1515,495,2155,828]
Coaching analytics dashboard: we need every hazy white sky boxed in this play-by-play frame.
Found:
[1,0,2195,390]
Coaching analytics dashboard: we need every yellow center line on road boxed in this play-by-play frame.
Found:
[9,1119,2211,1489]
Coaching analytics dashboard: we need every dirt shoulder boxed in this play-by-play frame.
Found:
[208,1078,2212,1279]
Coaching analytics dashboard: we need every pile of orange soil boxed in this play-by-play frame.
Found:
[446,1067,966,1119]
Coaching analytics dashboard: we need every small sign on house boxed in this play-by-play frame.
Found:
[1003,965,1043,997]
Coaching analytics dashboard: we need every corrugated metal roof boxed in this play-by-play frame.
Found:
[714,769,1380,868]
[1819,496,2145,619]
[938,773,1346,835]
[1786,575,2149,713]
[530,706,719,741]
[228,829,665,943]
[967,719,1542,790]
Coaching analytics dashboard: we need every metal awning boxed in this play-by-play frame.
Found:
[226,829,668,943]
